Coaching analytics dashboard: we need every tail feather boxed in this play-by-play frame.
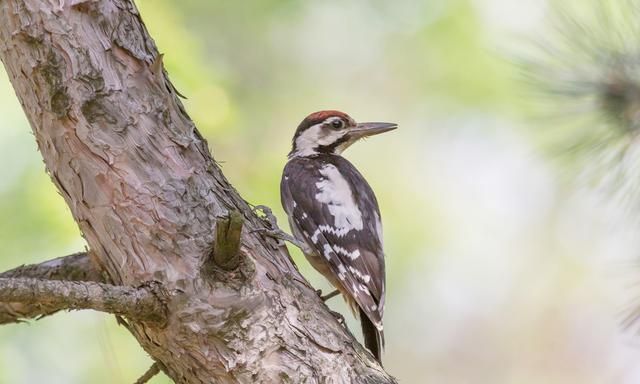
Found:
[359,307,384,364]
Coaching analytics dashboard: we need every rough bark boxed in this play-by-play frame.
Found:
[0,1,396,383]
[0,252,98,281]
[0,252,104,323]
[0,277,166,323]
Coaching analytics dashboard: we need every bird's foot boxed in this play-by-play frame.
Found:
[252,205,295,246]
[252,226,296,245]
[251,226,314,254]
[253,205,279,229]
[261,228,299,246]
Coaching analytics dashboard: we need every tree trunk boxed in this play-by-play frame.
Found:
[0,0,396,383]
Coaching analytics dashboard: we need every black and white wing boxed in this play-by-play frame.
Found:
[280,155,386,352]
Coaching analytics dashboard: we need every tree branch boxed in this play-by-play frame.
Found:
[0,252,105,324]
[134,363,161,384]
[208,210,243,271]
[0,277,166,324]
[0,0,396,382]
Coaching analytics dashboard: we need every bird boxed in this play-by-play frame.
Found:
[280,110,396,363]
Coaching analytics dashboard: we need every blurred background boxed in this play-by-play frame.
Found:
[3,0,640,382]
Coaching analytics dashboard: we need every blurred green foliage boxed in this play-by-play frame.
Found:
[2,0,640,383]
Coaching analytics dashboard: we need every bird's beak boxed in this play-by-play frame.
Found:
[350,122,398,139]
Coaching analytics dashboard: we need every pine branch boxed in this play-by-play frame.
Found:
[0,252,105,324]
[0,277,166,324]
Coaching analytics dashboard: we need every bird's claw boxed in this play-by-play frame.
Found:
[253,227,293,244]
[253,205,296,243]
[252,227,314,253]
[253,205,279,228]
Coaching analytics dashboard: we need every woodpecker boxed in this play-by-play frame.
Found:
[280,110,396,362]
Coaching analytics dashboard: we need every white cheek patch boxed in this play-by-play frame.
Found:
[317,130,345,146]
[293,124,347,157]
[315,164,363,231]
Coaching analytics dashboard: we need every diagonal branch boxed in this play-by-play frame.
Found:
[0,252,104,324]
[134,363,161,384]
[0,0,395,381]
[0,277,166,325]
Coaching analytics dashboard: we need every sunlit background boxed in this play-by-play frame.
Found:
[3,0,640,382]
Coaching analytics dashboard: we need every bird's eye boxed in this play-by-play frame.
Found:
[331,119,344,129]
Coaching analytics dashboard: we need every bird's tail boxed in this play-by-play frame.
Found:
[359,307,384,364]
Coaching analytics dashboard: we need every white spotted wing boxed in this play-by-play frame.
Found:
[281,154,385,331]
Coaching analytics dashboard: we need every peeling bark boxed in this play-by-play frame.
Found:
[0,252,99,281]
[0,252,103,323]
[0,277,166,323]
[0,0,396,383]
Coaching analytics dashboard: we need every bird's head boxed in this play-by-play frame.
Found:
[288,110,397,158]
